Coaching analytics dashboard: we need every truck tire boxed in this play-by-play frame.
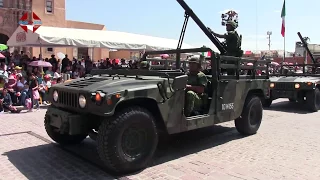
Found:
[306,88,320,112]
[97,107,158,173]
[235,96,263,135]
[44,115,87,145]
[262,99,272,108]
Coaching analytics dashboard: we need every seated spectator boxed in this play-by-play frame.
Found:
[45,66,54,78]
[37,71,44,84]
[52,72,61,85]
[72,68,80,79]
[39,74,51,105]
[16,75,29,106]
[0,88,19,113]
[4,75,17,104]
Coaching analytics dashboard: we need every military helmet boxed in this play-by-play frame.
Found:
[188,57,200,64]
[140,61,149,68]
[226,20,238,29]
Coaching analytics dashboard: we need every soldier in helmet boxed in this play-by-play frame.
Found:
[185,57,208,116]
[209,20,242,57]
[139,61,150,70]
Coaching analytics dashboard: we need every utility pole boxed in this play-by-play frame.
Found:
[267,31,272,51]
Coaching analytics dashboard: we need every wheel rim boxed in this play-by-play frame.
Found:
[121,125,148,159]
[249,103,261,126]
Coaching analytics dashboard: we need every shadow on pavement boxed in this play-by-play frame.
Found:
[2,142,114,180]
[3,125,241,178]
[264,100,312,114]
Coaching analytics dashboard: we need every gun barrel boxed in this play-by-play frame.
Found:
[297,32,316,64]
[176,0,227,54]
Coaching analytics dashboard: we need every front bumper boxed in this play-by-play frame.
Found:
[45,106,88,135]
[271,90,297,99]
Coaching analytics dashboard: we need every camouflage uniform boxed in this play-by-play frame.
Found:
[139,61,150,70]
[225,21,242,57]
[185,58,208,116]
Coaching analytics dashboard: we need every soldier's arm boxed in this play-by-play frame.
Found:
[186,73,208,94]
[211,31,226,38]
[207,27,226,38]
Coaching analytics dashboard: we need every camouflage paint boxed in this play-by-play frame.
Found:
[268,75,320,100]
[49,73,269,134]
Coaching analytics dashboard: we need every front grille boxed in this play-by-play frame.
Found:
[274,82,294,90]
[58,91,78,108]
[65,77,103,88]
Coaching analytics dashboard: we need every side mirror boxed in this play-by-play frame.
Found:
[172,75,188,91]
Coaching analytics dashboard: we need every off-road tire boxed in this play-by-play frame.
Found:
[44,114,87,145]
[97,107,158,174]
[306,88,320,112]
[262,99,272,108]
[235,96,263,135]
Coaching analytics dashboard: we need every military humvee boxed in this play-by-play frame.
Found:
[264,32,320,112]
[44,0,270,174]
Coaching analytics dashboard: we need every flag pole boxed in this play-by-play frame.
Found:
[283,34,285,63]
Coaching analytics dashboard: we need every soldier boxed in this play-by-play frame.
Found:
[185,57,208,116]
[139,61,150,70]
[209,20,242,57]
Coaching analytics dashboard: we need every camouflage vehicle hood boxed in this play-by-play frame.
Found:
[270,76,320,83]
[56,76,167,93]
[50,76,170,115]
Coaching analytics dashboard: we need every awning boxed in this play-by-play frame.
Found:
[7,25,194,50]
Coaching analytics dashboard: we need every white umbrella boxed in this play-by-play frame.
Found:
[57,52,65,59]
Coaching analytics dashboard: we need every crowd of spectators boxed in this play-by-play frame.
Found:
[0,50,141,113]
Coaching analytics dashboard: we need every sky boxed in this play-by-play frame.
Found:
[65,0,319,52]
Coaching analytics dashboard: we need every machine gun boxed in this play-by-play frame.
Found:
[297,32,316,64]
[176,0,227,55]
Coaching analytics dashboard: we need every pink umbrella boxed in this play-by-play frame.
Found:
[160,54,169,58]
[0,53,5,58]
[29,60,52,67]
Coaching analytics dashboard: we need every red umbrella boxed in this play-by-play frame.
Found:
[29,60,52,67]
[0,53,5,58]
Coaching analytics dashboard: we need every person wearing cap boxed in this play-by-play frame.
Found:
[208,20,242,57]
[185,57,208,116]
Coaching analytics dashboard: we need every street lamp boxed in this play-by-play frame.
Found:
[267,31,272,51]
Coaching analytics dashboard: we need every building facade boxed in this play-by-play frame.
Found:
[0,0,138,60]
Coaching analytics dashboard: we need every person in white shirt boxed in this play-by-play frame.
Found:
[39,74,52,105]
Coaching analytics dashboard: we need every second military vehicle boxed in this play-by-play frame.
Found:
[264,32,320,112]
[44,0,270,174]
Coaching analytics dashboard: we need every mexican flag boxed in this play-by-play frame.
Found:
[281,0,286,37]
[201,45,211,57]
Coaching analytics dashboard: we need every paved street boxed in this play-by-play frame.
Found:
[1,99,320,180]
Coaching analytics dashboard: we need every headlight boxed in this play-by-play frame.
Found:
[270,83,275,88]
[295,83,300,89]
[53,90,58,102]
[79,95,86,108]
